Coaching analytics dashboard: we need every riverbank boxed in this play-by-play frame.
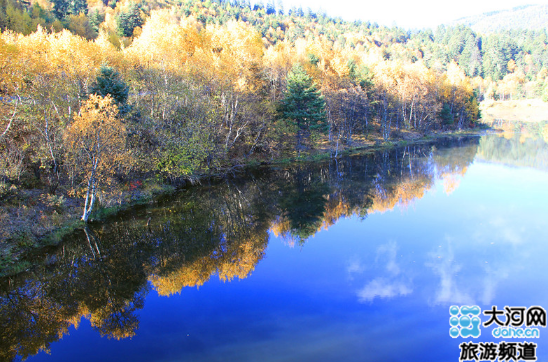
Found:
[0,181,176,276]
[257,128,485,166]
[0,129,484,278]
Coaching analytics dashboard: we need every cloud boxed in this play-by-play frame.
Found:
[376,241,400,276]
[346,258,365,280]
[427,239,474,305]
[357,278,412,302]
[489,217,523,244]
[472,216,524,245]
[354,241,413,302]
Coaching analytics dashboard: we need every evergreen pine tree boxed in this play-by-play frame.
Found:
[265,0,275,15]
[89,9,104,32]
[51,0,69,19]
[440,103,453,125]
[276,0,283,15]
[69,0,87,15]
[279,64,327,153]
[116,3,143,37]
[89,65,130,113]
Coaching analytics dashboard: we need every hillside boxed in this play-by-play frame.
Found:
[3,0,548,89]
[453,4,548,33]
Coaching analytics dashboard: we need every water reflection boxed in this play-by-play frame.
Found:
[478,121,548,170]
[0,136,496,361]
[356,241,413,303]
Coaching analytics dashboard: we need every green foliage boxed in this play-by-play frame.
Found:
[307,53,319,66]
[542,82,548,102]
[440,103,454,125]
[41,219,84,246]
[67,13,96,39]
[89,65,129,110]
[0,181,16,200]
[51,0,86,19]
[454,4,548,33]
[0,0,52,34]
[44,194,66,212]
[89,9,105,33]
[278,64,327,151]
[351,63,375,94]
[412,25,548,82]
[458,34,482,77]
[51,0,69,19]
[481,34,518,80]
[116,3,143,37]
[70,0,87,16]
[155,133,212,178]
[265,0,275,15]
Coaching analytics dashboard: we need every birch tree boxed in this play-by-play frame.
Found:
[64,95,127,222]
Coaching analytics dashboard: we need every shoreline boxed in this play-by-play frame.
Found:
[0,129,485,278]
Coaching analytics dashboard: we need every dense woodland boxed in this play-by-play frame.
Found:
[0,0,546,227]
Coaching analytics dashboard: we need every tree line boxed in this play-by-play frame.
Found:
[1,1,483,223]
[2,0,547,98]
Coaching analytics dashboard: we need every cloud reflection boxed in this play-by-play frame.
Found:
[427,238,475,305]
[356,241,413,302]
[376,241,400,276]
[358,278,412,302]
[346,257,365,281]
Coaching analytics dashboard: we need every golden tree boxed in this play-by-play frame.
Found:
[65,95,127,222]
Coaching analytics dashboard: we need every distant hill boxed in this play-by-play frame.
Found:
[452,4,548,33]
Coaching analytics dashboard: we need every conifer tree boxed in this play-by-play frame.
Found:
[51,0,69,19]
[70,0,87,15]
[279,64,327,153]
[89,65,129,112]
[116,3,143,37]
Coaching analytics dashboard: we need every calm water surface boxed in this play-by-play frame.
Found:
[2,133,548,362]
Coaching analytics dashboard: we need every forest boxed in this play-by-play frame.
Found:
[0,0,546,256]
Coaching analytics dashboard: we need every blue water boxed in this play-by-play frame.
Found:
[5,135,548,362]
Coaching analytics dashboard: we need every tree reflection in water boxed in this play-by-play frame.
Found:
[0,137,480,361]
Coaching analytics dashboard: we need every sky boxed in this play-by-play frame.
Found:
[278,0,548,29]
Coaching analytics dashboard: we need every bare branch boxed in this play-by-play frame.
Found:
[0,96,20,141]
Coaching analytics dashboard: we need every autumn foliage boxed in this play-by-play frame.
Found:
[0,3,484,222]
[64,95,127,221]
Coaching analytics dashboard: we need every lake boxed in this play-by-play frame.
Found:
[2,132,548,362]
